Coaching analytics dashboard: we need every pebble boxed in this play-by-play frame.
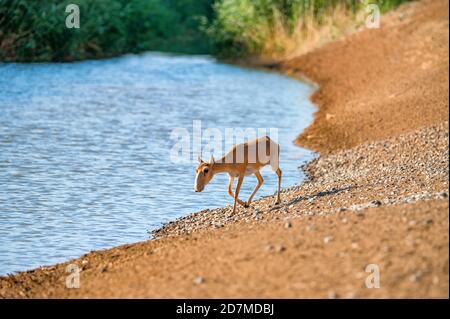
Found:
[371,200,382,207]
[194,276,204,285]
[275,245,286,253]
[101,262,112,273]
[149,123,448,256]
[409,273,420,283]
[324,236,333,244]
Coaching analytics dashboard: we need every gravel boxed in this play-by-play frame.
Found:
[152,123,448,239]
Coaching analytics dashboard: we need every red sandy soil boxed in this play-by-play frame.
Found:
[281,0,449,154]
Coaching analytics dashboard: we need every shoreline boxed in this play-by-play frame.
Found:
[284,0,449,154]
[1,0,448,298]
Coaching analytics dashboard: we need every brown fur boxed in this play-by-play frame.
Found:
[195,136,282,214]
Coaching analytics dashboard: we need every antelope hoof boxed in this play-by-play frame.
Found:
[244,202,250,208]
[237,201,247,207]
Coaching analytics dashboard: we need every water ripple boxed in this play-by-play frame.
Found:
[0,53,315,275]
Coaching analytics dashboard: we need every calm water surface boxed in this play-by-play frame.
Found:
[0,53,315,275]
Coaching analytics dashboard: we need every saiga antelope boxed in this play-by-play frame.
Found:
[194,136,282,214]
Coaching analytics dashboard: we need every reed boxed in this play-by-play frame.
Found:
[208,0,411,60]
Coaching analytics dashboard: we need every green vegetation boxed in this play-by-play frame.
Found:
[0,0,214,61]
[208,0,412,59]
[0,0,410,62]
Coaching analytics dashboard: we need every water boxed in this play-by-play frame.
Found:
[0,53,315,275]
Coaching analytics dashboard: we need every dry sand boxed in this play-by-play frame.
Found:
[281,0,449,154]
[0,0,448,298]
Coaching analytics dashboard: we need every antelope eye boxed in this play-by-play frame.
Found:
[203,168,209,174]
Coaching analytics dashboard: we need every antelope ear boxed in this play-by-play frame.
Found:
[198,156,204,163]
[210,155,215,165]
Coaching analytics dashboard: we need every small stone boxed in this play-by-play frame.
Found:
[409,271,422,282]
[101,263,112,273]
[275,245,286,253]
[284,221,292,229]
[324,236,333,244]
[351,242,359,249]
[371,200,382,207]
[194,276,204,285]
[341,218,348,224]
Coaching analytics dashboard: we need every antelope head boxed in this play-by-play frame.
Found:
[194,156,215,192]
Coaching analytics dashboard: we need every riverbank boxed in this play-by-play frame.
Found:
[1,0,448,298]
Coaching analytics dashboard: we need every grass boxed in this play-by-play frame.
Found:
[207,0,412,60]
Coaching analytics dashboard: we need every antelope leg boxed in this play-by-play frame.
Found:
[245,171,263,207]
[275,168,282,204]
[232,175,244,214]
[227,175,246,207]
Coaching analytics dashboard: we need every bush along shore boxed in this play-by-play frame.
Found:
[1,0,411,62]
[0,0,448,298]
